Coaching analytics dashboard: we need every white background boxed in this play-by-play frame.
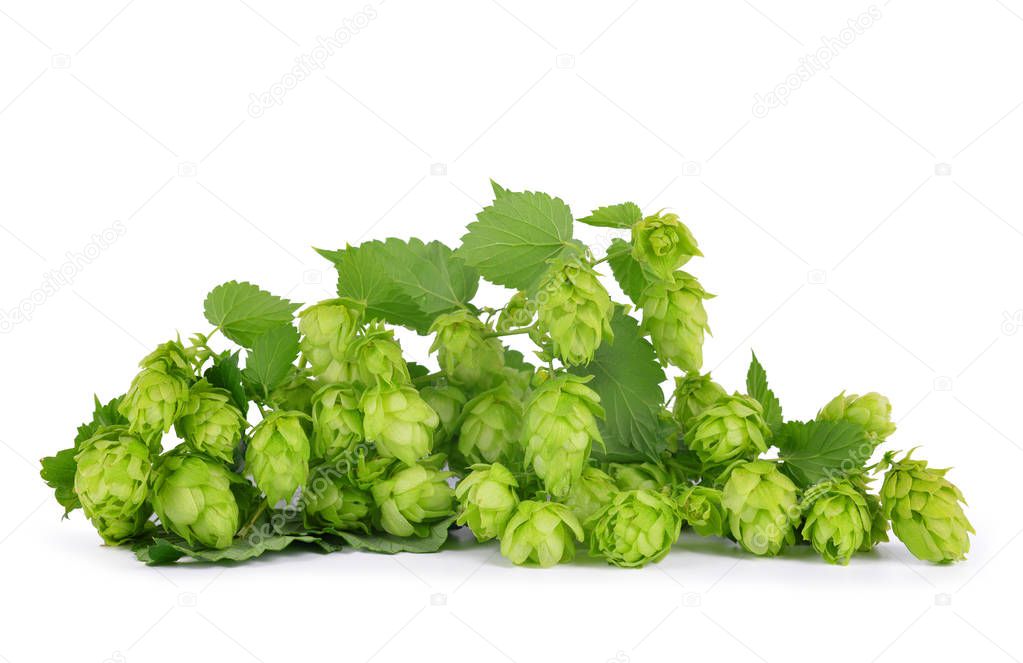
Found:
[1,1,1021,661]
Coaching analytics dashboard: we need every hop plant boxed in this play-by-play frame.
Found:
[246,411,311,505]
[801,480,874,565]
[429,310,506,391]
[151,454,240,549]
[589,489,683,568]
[676,486,727,538]
[818,392,896,444]
[303,464,372,532]
[880,452,973,563]
[563,466,619,526]
[311,384,363,461]
[118,366,190,438]
[454,463,519,542]
[522,374,604,498]
[361,384,439,466]
[370,464,455,537]
[687,394,770,467]
[419,384,467,447]
[500,501,584,568]
[631,211,701,279]
[672,373,727,432]
[721,460,800,556]
[348,324,411,388]
[298,298,363,383]
[454,386,522,470]
[640,271,712,373]
[74,427,152,544]
[536,256,614,366]
[607,461,672,492]
[175,381,247,464]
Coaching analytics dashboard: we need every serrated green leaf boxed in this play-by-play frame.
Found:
[74,395,127,447]
[243,324,300,396]
[134,533,324,565]
[204,281,301,348]
[578,202,642,229]
[40,448,79,516]
[607,238,657,305]
[776,420,874,488]
[490,179,509,199]
[746,351,783,433]
[333,516,457,554]
[204,350,248,414]
[570,307,667,463]
[457,188,575,290]
[376,238,479,315]
[406,361,431,381]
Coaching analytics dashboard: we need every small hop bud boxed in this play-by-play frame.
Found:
[140,339,195,377]
[500,501,584,568]
[347,324,411,388]
[817,392,896,444]
[175,381,247,464]
[361,384,439,466]
[721,460,800,556]
[880,452,973,563]
[311,384,364,461]
[537,257,614,366]
[429,310,506,391]
[419,384,468,448]
[74,427,152,544]
[631,211,702,280]
[676,486,727,538]
[687,394,770,467]
[151,454,240,549]
[801,480,875,565]
[454,463,519,542]
[246,411,311,505]
[371,464,455,537]
[522,374,604,498]
[672,373,727,433]
[454,386,523,471]
[298,298,363,383]
[303,464,372,532]
[589,489,682,568]
[118,366,190,438]
[563,466,619,526]
[640,271,712,373]
[496,291,534,332]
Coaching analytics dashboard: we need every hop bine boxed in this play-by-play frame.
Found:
[454,463,519,542]
[500,501,584,568]
[361,384,439,466]
[687,394,770,467]
[536,256,614,366]
[589,489,683,568]
[310,384,364,461]
[74,427,152,544]
[298,298,363,383]
[151,453,240,549]
[721,460,800,556]
[246,411,311,505]
[817,392,896,444]
[175,381,247,464]
[640,271,712,373]
[631,211,701,279]
[370,464,455,537]
[429,310,506,392]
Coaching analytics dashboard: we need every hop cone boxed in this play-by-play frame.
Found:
[303,464,372,532]
[151,454,240,549]
[348,324,411,388]
[522,374,604,498]
[370,464,455,537]
[361,384,439,466]
[677,486,727,538]
[801,481,874,565]
[311,384,363,461]
[175,381,246,464]
[353,452,397,490]
[269,374,317,418]
[863,490,890,551]
[818,392,896,444]
[631,211,701,279]
[564,466,619,526]
[496,290,534,332]
[140,339,194,375]
[420,384,467,447]
[880,453,973,563]
[454,463,519,542]
[640,271,711,372]
[672,373,727,432]
[721,460,800,556]
[687,394,770,466]
[118,366,190,438]
[298,298,362,383]
[589,489,682,568]
[246,411,311,505]
[74,427,152,544]
[537,257,614,366]
[500,501,584,568]
[607,462,672,492]
[454,386,523,470]
[429,310,505,391]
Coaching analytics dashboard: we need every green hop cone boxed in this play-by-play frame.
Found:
[863,490,890,551]
[880,452,973,563]
[174,381,246,464]
[361,384,439,466]
[454,463,519,542]
[370,464,455,537]
[353,452,397,490]
[536,257,614,366]
[428,310,506,391]
[420,384,467,447]
[801,480,874,565]
[246,411,311,505]
[348,324,411,388]
[589,489,682,568]
[817,391,896,444]
[74,427,152,544]
[298,298,363,383]
[672,373,727,432]
[151,453,240,549]
[118,366,190,438]
[268,373,317,417]
[454,386,523,470]
[721,460,800,556]
[522,374,604,498]
[564,466,619,526]
[687,394,770,467]
[677,486,727,538]
[496,290,534,332]
[140,339,195,376]
[607,462,672,492]
[500,501,584,568]
[311,384,364,461]
[631,211,702,279]
[640,271,712,372]
[303,464,372,532]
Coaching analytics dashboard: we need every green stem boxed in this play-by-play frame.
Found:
[413,371,444,387]
[486,322,538,339]
[591,254,610,267]
[238,502,268,539]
